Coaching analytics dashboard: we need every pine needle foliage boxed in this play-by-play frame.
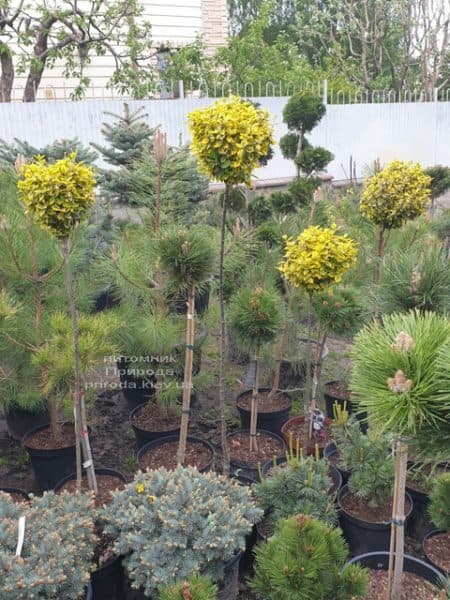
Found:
[350,311,450,438]
[0,137,97,166]
[428,473,450,531]
[159,573,218,600]
[159,227,216,294]
[255,456,337,525]
[0,490,96,600]
[251,514,369,600]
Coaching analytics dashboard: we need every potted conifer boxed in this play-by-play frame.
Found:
[423,473,450,576]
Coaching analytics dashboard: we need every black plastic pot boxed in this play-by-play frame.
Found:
[337,485,413,556]
[219,551,242,600]
[346,551,444,588]
[324,442,350,485]
[92,288,121,313]
[23,423,78,491]
[54,467,127,494]
[116,357,157,413]
[4,405,49,442]
[129,402,180,450]
[0,487,29,501]
[406,481,430,540]
[323,381,368,433]
[137,435,215,473]
[422,529,450,576]
[89,554,125,600]
[236,388,292,436]
[228,429,286,482]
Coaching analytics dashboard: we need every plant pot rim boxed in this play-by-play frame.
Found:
[346,551,444,586]
[337,484,414,526]
[0,487,29,500]
[129,402,180,434]
[137,435,215,472]
[54,467,128,493]
[235,387,292,414]
[422,529,450,575]
[22,421,80,449]
[227,428,287,470]
[281,415,333,444]
[260,456,343,493]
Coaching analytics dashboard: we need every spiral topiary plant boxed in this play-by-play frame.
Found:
[255,455,337,526]
[0,490,96,599]
[102,466,262,596]
[159,573,218,600]
[251,513,369,599]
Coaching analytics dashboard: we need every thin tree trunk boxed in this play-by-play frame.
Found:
[306,292,315,439]
[154,162,162,234]
[374,226,385,285]
[177,284,195,465]
[310,330,327,416]
[61,238,97,492]
[219,184,230,474]
[48,397,61,441]
[0,52,14,102]
[249,346,260,452]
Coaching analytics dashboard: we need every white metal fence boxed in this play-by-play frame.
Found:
[0,96,449,180]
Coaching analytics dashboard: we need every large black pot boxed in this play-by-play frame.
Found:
[406,480,431,540]
[337,484,413,556]
[23,423,78,491]
[137,435,215,473]
[129,402,180,450]
[324,442,350,485]
[323,380,368,433]
[5,404,49,441]
[116,357,157,413]
[228,429,286,483]
[346,551,444,589]
[89,554,125,600]
[236,388,292,436]
[54,467,127,494]
[422,529,450,576]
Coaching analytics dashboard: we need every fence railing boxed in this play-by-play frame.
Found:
[7,78,450,104]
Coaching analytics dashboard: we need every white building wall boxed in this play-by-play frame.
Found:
[0,97,449,180]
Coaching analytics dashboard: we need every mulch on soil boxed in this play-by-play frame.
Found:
[424,531,450,573]
[139,440,213,471]
[130,402,180,432]
[237,390,291,413]
[366,569,438,599]
[325,381,350,400]
[340,490,412,523]
[228,432,284,466]
[24,423,76,450]
[282,418,332,453]
[57,473,125,506]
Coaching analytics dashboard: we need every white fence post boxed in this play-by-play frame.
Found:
[322,79,328,105]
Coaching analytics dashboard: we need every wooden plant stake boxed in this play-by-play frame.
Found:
[249,347,260,452]
[386,439,408,600]
[177,281,195,465]
[153,129,167,235]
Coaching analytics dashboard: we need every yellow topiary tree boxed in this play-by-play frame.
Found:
[279,225,358,438]
[360,160,431,283]
[189,96,274,471]
[18,154,97,491]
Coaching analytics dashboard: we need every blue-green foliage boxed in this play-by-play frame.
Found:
[103,466,263,596]
[0,491,96,599]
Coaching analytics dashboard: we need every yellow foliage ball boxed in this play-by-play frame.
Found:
[17,154,96,239]
[360,160,431,229]
[279,225,358,292]
[188,96,274,185]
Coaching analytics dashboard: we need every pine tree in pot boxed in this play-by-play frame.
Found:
[189,96,274,473]
[228,285,286,477]
[0,490,96,599]
[350,310,450,599]
[158,226,216,466]
[251,514,369,599]
[101,466,262,599]
[159,574,218,600]
[17,154,101,491]
[423,473,450,576]
[278,225,358,455]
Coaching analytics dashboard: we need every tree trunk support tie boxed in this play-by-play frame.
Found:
[181,409,191,415]
[186,344,194,350]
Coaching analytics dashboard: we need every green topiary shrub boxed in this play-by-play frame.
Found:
[248,194,273,225]
[102,466,262,596]
[287,177,320,208]
[282,93,326,133]
[429,473,450,531]
[255,455,337,526]
[159,573,218,600]
[0,490,96,599]
[295,145,333,176]
[252,514,369,599]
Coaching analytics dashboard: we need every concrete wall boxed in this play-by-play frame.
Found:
[0,97,449,180]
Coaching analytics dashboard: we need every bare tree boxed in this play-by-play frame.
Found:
[0,0,155,102]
